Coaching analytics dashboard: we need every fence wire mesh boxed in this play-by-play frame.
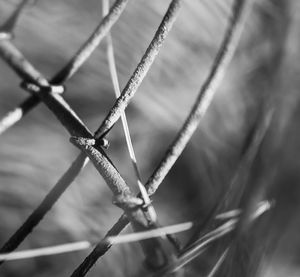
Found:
[0,0,286,276]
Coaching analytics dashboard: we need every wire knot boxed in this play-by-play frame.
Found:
[113,195,144,211]
[20,80,65,95]
[70,136,110,150]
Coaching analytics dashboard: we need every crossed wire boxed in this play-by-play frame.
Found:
[0,0,257,276]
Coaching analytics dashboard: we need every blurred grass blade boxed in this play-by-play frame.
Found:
[95,0,182,138]
[214,200,273,221]
[0,241,91,262]
[215,210,241,220]
[185,106,274,248]
[251,200,274,220]
[207,248,229,277]
[155,199,273,276]
[106,222,193,244]
[0,106,23,135]
[77,1,254,274]
[102,0,156,222]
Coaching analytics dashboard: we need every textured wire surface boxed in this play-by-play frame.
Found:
[0,0,260,276]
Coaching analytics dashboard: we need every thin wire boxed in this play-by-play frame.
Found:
[74,1,253,274]
[0,153,89,261]
[145,0,254,196]
[102,0,156,222]
[94,0,181,138]
[51,0,129,84]
[0,0,31,35]
[0,0,129,136]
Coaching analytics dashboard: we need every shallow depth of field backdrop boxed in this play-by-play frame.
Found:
[0,0,300,276]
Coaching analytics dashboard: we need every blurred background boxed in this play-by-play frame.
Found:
[0,0,299,276]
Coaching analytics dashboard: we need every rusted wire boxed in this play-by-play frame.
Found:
[0,0,129,134]
[0,0,256,276]
[74,0,253,275]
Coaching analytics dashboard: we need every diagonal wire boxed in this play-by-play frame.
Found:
[0,0,253,272]
[0,40,127,263]
[184,106,274,250]
[71,137,170,271]
[75,0,253,273]
[0,0,31,37]
[51,0,129,84]
[0,0,188,265]
[102,0,156,222]
[0,0,129,135]
[70,1,182,275]
[0,40,91,138]
[0,39,112,144]
[0,0,148,264]
[94,0,181,139]
[70,214,128,277]
[145,0,254,196]
[0,153,89,265]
